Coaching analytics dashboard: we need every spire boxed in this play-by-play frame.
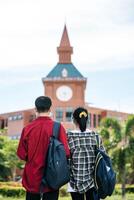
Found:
[57,25,73,63]
[59,25,71,46]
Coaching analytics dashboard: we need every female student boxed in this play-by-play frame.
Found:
[67,107,105,200]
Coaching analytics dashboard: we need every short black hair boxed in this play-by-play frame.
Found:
[35,96,52,113]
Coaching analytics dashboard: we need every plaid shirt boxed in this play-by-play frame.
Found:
[67,129,104,193]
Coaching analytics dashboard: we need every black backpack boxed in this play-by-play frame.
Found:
[41,121,70,190]
[94,134,116,199]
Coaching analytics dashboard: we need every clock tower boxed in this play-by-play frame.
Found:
[42,25,87,129]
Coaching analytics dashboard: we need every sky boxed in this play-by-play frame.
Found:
[0,0,134,114]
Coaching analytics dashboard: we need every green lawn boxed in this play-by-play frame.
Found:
[105,194,134,200]
[0,194,134,200]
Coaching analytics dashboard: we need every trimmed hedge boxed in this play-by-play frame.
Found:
[0,182,22,187]
[0,186,25,197]
[0,183,69,197]
[0,182,133,197]
[0,182,25,197]
[114,184,134,194]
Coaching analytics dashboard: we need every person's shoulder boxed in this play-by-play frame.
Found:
[23,118,38,131]
[67,129,78,135]
[86,128,95,134]
[67,129,93,134]
[54,121,65,131]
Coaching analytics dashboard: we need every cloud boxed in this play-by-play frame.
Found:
[0,65,48,87]
[0,0,134,70]
[75,55,134,73]
[0,76,40,87]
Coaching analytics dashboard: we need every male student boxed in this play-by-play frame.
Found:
[17,96,70,200]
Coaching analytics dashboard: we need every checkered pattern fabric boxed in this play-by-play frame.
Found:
[67,130,104,193]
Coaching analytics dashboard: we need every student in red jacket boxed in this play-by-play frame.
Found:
[17,96,70,200]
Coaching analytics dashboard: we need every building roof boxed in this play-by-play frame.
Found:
[44,25,85,80]
[46,63,84,78]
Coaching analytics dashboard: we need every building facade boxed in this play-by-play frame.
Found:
[0,25,129,138]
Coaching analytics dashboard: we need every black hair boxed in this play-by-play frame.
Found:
[73,107,88,132]
[35,96,52,113]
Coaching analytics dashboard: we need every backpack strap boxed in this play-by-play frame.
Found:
[40,121,60,194]
[52,121,60,138]
[95,134,100,148]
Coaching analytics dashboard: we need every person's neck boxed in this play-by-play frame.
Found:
[37,112,50,117]
[75,124,80,131]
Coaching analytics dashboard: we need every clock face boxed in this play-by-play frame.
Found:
[56,85,73,101]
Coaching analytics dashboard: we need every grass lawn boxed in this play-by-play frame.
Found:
[0,194,134,200]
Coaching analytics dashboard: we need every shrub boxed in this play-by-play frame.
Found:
[0,182,133,198]
[114,184,134,194]
[125,184,134,193]
[0,182,70,197]
[0,186,25,197]
[0,181,22,187]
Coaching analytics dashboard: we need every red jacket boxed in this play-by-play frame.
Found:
[17,116,70,193]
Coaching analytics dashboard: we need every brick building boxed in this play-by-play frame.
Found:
[0,25,129,138]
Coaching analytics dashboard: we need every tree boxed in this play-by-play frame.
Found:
[99,118,121,153]
[0,127,8,136]
[0,136,10,181]
[3,138,24,181]
[99,116,134,200]
[125,115,134,184]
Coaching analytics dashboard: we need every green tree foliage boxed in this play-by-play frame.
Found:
[3,139,24,181]
[0,136,24,181]
[99,115,134,200]
[125,115,134,184]
[0,136,10,181]
[99,118,121,154]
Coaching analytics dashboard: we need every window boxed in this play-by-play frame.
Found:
[56,107,63,122]
[13,116,17,120]
[88,113,91,127]
[17,114,23,120]
[66,107,73,122]
[10,136,15,140]
[98,115,101,126]
[8,114,23,121]
[4,119,8,127]
[10,135,20,140]
[0,120,4,129]
[93,114,96,128]
[8,116,13,121]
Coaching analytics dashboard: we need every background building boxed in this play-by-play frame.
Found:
[0,25,129,138]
